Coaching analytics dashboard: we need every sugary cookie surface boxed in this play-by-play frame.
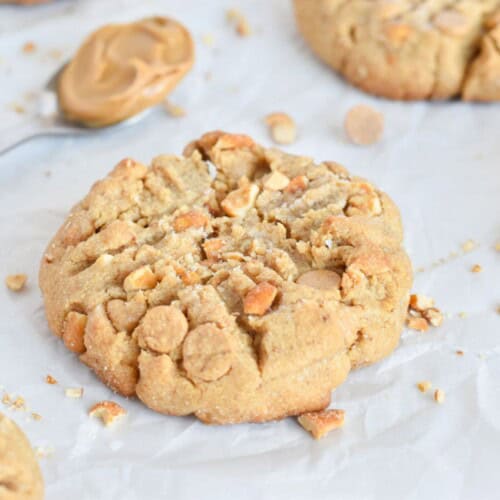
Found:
[294,0,500,100]
[0,413,44,500]
[39,132,412,424]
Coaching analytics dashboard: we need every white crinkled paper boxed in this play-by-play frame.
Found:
[0,1,499,499]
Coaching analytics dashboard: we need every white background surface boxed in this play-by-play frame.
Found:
[0,1,499,499]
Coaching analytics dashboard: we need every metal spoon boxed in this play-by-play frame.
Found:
[0,63,151,155]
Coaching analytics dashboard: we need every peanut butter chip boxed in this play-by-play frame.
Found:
[136,306,188,354]
[182,324,232,381]
[243,282,278,315]
[344,105,384,146]
[297,270,341,290]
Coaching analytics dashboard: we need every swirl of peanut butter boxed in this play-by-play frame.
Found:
[58,17,194,127]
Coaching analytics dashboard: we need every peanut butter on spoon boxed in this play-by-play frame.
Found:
[58,16,194,127]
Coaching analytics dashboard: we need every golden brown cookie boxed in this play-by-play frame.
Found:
[39,132,412,424]
[0,413,43,500]
[294,0,500,101]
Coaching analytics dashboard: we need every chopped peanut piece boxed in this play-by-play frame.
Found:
[422,307,443,327]
[164,100,186,118]
[12,397,25,410]
[203,238,224,259]
[462,240,477,253]
[344,105,384,146]
[383,23,412,45]
[22,41,36,53]
[89,400,127,426]
[221,183,259,217]
[297,270,341,290]
[263,171,290,191]
[226,9,251,37]
[243,282,278,316]
[471,264,482,273]
[433,10,469,36]
[5,274,27,292]
[265,112,297,145]
[45,374,57,385]
[434,389,445,404]
[285,175,308,194]
[65,387,84,399]
[123,266,158,291]
[406,316,429,332]
[63,311,87,353]
[409,294,434,312]
[173,211,208,232]
[298,409,345,439]
[417,381,432,393]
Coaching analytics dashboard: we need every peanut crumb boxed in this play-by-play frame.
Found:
[243,282,278,316]
[265,112,297,145]
[462,240,477,253]
[434,388,445,404]
[89,401,127,426]
[201,34,215,47]
[22,41,36,53]
[45,374,57,385]
[298,409,345,439]
[5,274,27,291]
[417,381,432,393]
[406,315,429,332]
[409,293,434,312]
[65,387,83,399]
[344,104,384,146]
[12,397,26,410]
[471,264,482,273]
[226,9,251,37]
[164,100,186,118]
[422,308,443,327]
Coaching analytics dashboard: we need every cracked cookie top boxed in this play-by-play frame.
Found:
[39,132,412,424]
[294,0,500,100]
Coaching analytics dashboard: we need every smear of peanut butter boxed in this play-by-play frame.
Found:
[58,17,194,127]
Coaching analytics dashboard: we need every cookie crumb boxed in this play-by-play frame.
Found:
[422,308,443,327]
[45,374,57,385]
[344,104,384,146]
[462,240,477,253]
[496,305,500,315]
[471,264,482,273]
[22,41,36,53]
[31,412,42,421]
[434,388,445,404]
[5,274,28,291]
[65,387,83,399]
[164,100,186,118]
[456,350,464,356]
[417,381,432,393]
[458,311,467,319]
[298,409,345,439]
[495,242,500,252]
[408,294,443,331]
[89,401,126,426]
[2,394,11,406]
[265,112,297,145]
[12,396,26,410]
[226,9,251,37]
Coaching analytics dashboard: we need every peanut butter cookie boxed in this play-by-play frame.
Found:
[39,132,412,424]
[0,413,43,500]
[294,0,500,101]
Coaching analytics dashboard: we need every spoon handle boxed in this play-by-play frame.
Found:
[0,120,46,156]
